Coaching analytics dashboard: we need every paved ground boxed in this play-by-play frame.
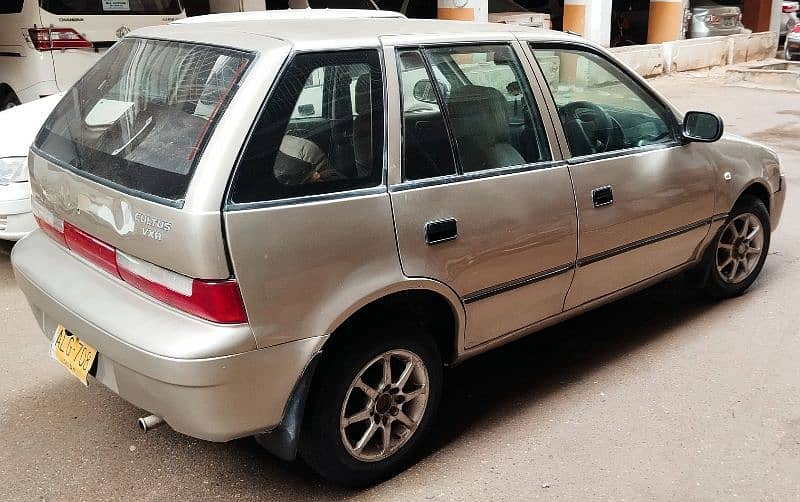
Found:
[1,73,798,501]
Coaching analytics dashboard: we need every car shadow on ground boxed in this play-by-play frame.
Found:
[1,258,727,499]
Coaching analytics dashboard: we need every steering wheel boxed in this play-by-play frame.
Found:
[559,101,614,156]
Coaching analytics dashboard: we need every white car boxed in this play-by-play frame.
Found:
[0,1,185,109]
[0,94,60,240]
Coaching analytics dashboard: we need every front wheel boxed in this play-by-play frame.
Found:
[701,195,770,298]
[299,327,442,486]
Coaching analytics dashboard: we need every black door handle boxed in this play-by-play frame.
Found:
[425,218,458,245]
[592,185,614,207]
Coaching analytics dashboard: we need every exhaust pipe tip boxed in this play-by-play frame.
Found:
[138,414,165,433]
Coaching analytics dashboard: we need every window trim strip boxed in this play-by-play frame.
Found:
[390,160,567,192]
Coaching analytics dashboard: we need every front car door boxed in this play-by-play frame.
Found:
[384,38,578,350]
[526,42,718,310]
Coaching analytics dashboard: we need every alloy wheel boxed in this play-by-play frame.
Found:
[339,349,429,462]
[715,212,765,284]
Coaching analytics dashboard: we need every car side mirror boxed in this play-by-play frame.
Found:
[413,79,438,104]
[683,111,723,142]
[297,104,315,117]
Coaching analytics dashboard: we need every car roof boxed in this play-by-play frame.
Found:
[173,9,407,24]
[133,14,579,52]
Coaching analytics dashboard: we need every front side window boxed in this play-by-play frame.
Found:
[425,44,552,174]
[35,38,252,203]
[532,47,675,158]
[230,50,384,204]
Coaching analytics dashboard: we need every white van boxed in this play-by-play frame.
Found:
[0,0,185,108]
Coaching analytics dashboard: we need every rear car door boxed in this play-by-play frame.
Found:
[528,43,717,310]
[223,49,402,349]
[387,41,578,350]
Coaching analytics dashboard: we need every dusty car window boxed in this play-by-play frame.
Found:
[397,49,457,181]
[231,50,384,204]
[532,47,675,157]
[34,38,252,204]
[425,44,552,173]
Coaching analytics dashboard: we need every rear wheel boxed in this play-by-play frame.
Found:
[701,195,770,298]
[300,326,442,487]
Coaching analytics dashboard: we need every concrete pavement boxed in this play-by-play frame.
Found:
[0,73,798,501]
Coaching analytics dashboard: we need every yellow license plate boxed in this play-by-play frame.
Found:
[50,325,97,386]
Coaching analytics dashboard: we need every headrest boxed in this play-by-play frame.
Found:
[447,85,510,144]
[274,135,329,185]
[354,73,372,116]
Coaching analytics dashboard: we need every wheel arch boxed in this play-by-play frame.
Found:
[322,279,466,365]
[734,180,771,214]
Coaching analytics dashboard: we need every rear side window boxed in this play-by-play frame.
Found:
[40,0,182,15]
[230,50,384,204]
[34,38,252,205]
[0,1,24,13]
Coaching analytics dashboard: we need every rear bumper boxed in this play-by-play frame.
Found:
[12,231,326,441]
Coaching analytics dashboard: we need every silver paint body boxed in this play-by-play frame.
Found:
[12,18,786,442]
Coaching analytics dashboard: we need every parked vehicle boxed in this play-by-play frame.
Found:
[0,0,185,108]
[782,1,799,40]
[785,23,800,59]
[12,11,785,486]
[689,0,748,38]
[0,94,60,241]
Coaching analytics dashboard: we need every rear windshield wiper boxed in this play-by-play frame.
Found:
[112,116,154,156]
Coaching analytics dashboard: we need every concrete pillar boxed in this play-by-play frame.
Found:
[563,0,586,35]
[584,0,612,47]
[647,0,684,44]
[437,0,488,22]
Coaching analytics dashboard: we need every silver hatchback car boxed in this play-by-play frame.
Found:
[12,11,786,486]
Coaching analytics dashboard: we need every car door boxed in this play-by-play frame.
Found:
[387,41,578,350]
[528,43,718,310]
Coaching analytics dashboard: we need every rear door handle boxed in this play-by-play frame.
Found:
[425,218,458,245]
[592,185,614,207]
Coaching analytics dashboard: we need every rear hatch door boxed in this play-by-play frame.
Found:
[30,36,255,280]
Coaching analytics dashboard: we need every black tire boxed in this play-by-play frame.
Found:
[0,92,20,111]
[701,195,771,299]
[299,325,442,487]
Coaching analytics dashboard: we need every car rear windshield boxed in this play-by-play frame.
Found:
[40,0,182,15]
[34,38,253,205]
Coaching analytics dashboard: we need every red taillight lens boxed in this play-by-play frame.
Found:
[28,28,92,51]
[117,252,247,324]
[31,201,247,324]
[64,223,121,279]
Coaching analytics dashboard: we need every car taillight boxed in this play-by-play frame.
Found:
[32,200,66,246]
[783,4,798,12]
[32,202,247,324]
[116,252,248,324]
[28,28,92,51]
[64,223,121,279]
